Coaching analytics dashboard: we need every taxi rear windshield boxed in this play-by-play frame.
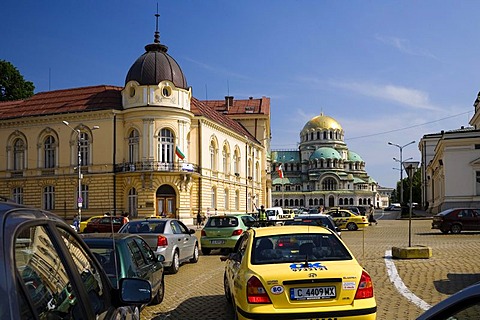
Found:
[252,233,352,265]
[206,217,239,228]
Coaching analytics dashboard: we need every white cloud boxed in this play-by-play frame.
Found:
[328,80,440,111]
[375,35,439,60]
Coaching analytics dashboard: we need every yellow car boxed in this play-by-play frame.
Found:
[79,215,104,233]
[221,225,376,319]
[326,209,369,231]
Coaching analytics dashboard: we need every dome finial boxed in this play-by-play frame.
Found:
[154,3,160,44]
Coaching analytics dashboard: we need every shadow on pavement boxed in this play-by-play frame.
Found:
[150,295,234,320]
[434,273,480,295]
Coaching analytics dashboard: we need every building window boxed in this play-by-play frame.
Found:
[235,190,239,210]
[224,189,229,210]
[476,171,480,196]
[211,187,216,209]
[222,146,230,174]
[128,129,139,163]
[77,184,89,209]
[210,141,218,171]
[158,128,174,163]
[43,185,55,210]
[322,178,337,191]
[44,135,56,169]
[247,192,252,212]
[12,187,23,204]
[128,188,138,218]
[79,132,92,166]
[13,138,25,170]
[275,185,281,191]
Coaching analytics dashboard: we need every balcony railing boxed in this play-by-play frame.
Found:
[115,161,199,174]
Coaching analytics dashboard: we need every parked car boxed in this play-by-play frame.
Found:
[221,225,376,319]
[283,214,342,237]
[1,199,152,319]
[81,233,165,316]
[83,215,129,233]
[417,281,480,319]
[325,208,369,231]
[264,207,295,222]
[384,203,401,211]
[79,215,104,233]
[200,214,257,255]
[118,218,199,273]
[431,208,480,234]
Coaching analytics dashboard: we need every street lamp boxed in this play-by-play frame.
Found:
[403,160,420,247]
[388,141,415,205]
[63,121,99,224]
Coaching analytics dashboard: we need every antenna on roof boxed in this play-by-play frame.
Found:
[154,3,160,44]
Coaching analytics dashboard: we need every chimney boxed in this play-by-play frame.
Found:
[225,96,234,110]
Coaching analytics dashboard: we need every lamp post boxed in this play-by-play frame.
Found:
[388,141,415,205]
[63,121,99,224]
[403,161,419,247]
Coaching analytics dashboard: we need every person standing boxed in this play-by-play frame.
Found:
[368,204,377,225]
[258,205,267,227]
[196,210,203,229]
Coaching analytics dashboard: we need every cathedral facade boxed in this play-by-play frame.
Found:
[271,114,378,209]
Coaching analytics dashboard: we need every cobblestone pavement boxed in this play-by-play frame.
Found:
[141,219,480,320]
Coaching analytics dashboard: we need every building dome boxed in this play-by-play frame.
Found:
[302,113,342,133]
[125,29,187,89]
[348,150,363,162]
[309,147,342,160]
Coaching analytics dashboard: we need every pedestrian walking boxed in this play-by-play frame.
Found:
[368,204,377,225]
[196,210,202,229]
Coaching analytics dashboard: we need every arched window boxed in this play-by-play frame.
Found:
[128,129,139,163]
[13,138,25,170]
[322,178,337,191]
[158,128,174,163]
[233,149,240,175]
[128,188,138,218]
[339,198,344,205]
[79,132,91,166]
[235,190,240,210]
[210,140,218,171]
[309,199,313,206]
[255,162,260,181]
[44,136,56,168]
[247,159,252,179]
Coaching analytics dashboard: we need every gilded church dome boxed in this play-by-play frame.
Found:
[301,113,343,133]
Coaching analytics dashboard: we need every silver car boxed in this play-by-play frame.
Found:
[118,218,199,273]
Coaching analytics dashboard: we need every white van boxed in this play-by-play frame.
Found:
[265,207,295,222]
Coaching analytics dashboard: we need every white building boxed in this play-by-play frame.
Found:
[420,92,480,213]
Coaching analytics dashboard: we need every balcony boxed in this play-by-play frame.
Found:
[115,161,199,174]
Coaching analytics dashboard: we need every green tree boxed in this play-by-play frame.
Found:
[0,60,34,101]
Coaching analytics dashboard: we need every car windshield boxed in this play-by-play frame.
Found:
[206,216,239,227]
[123,221,165,233]
[87,246,120,287]
[251,233,352,265]
[437,209,455,216]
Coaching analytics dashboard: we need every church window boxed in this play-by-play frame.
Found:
[13,138,25,170]
[158,128,174,163]
[322,178,337,191]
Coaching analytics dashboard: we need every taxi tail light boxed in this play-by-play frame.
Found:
[157,235,168,247]
[201,230,206,236]
[231,229,243,236]
[247,276,271,304]
[354,270,374,299]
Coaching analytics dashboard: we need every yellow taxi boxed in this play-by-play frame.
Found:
[79,215,104,233]
[326,208,369,231]
[221,225,376,319]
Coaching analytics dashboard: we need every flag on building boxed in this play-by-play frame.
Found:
[175,146,185,160]
[277,164,284,178]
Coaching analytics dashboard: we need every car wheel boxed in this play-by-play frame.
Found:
[346,222,358,231]
[224,272,232,303]
[451,224,462,234]
[189,243,199,263]
[151,276,165,305]
[201,248,211,255]
[131,306,140,320]
[169,250,180,274]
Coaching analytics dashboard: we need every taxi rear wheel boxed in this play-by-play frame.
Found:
[224,272,232,303]
[347,222,358,231]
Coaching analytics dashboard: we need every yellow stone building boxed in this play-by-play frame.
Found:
[0,27,271,225]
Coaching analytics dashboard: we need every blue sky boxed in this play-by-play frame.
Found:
[2,1,478,188]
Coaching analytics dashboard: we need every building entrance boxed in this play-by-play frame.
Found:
[156,185,176,218]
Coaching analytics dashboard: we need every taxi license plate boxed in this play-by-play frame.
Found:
[210,240,225,245]
[290,286,335,300]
